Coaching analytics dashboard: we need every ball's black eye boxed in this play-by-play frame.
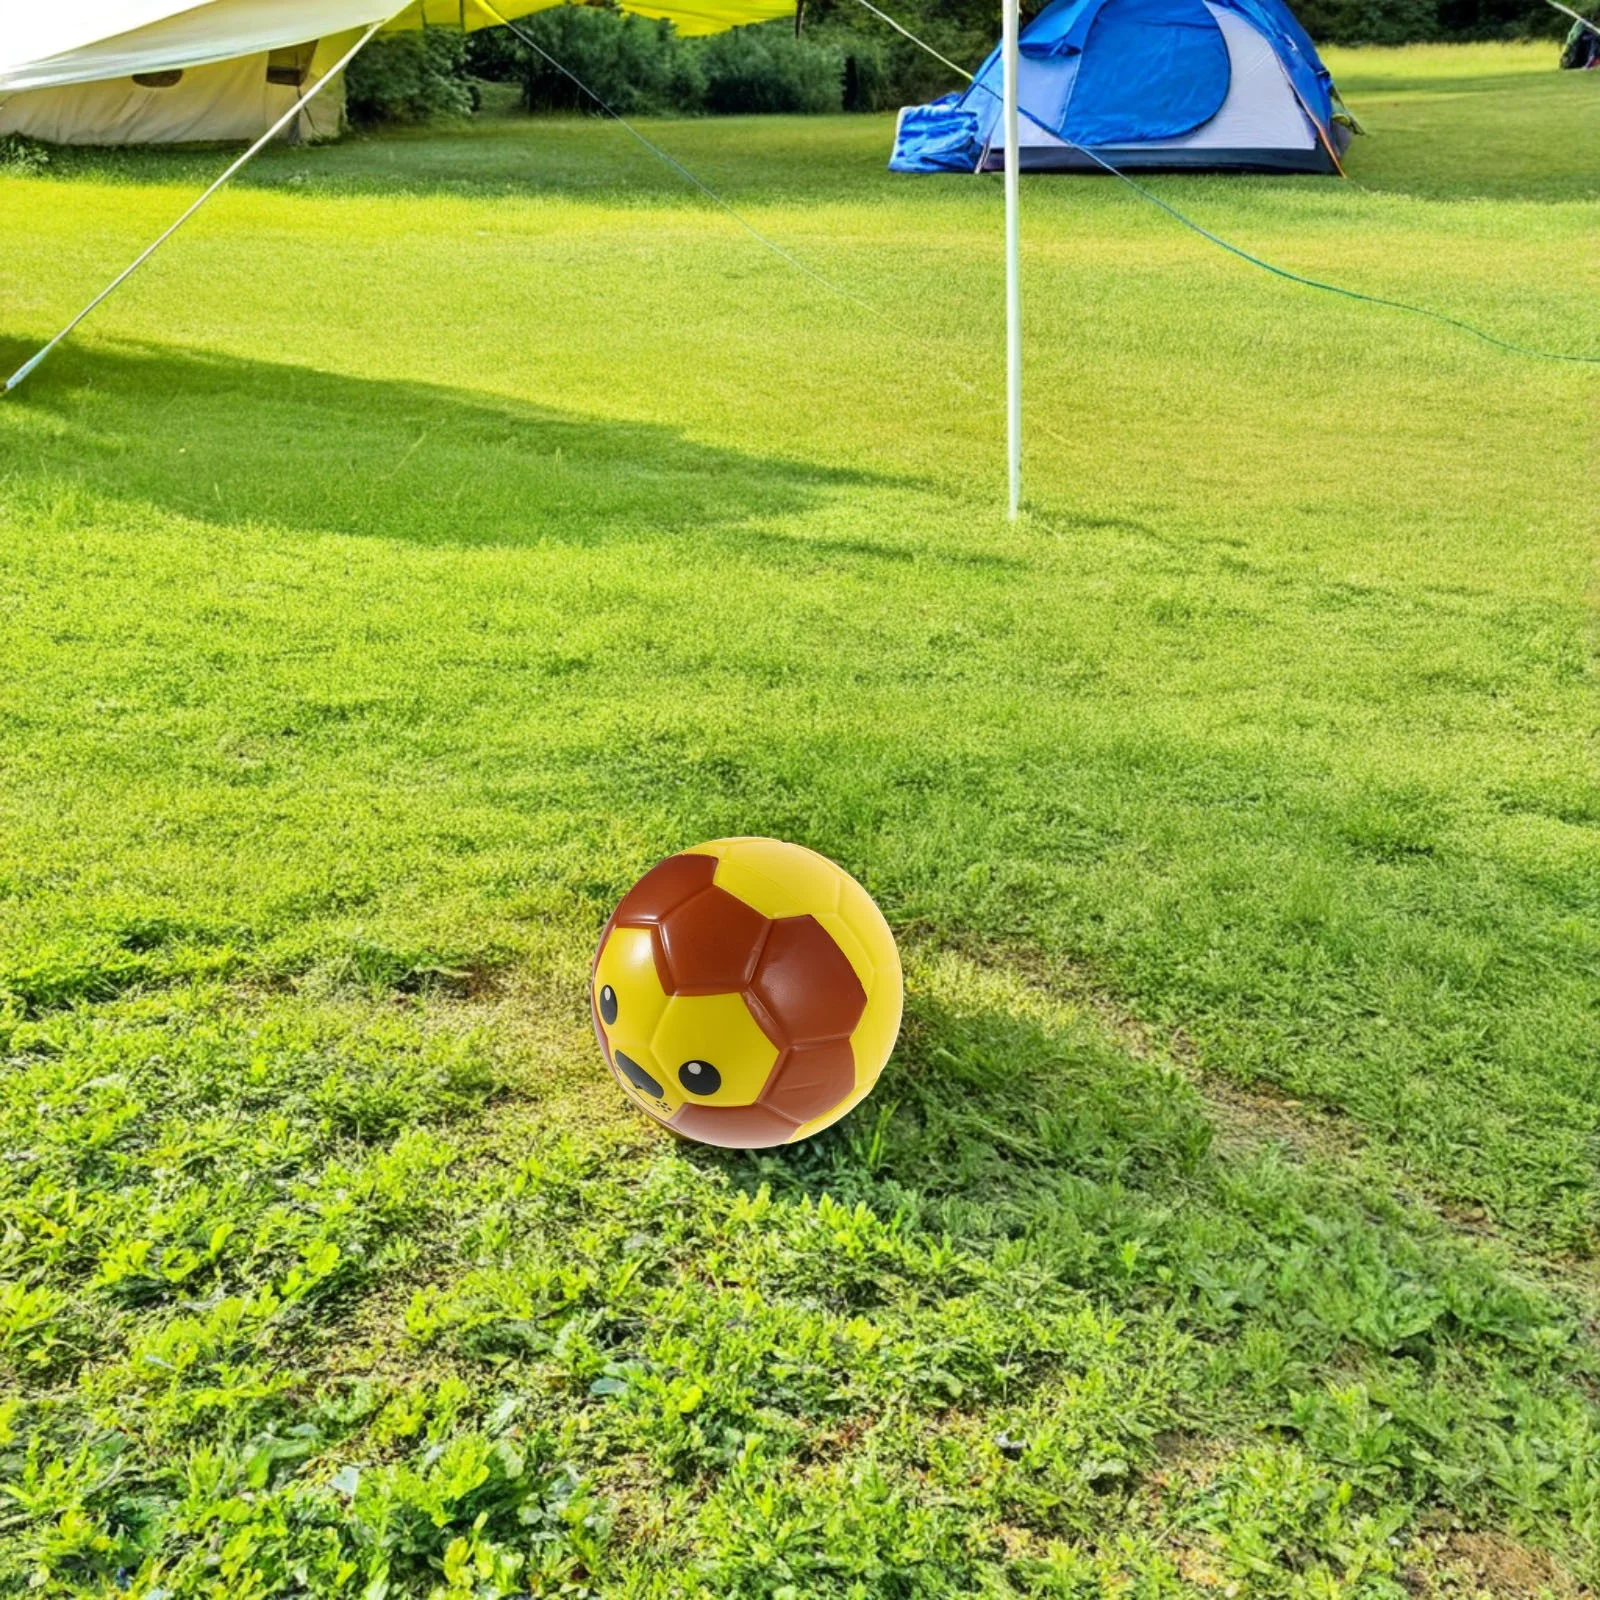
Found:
[678,1060,721,1095]
[598,984,618,1025]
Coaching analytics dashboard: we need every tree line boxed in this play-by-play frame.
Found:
[344,0,1570,125]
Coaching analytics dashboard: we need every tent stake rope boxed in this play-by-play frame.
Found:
[855,0,1600,368]
[3,17,390,396]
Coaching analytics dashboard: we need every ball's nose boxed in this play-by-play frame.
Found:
[612,1049,663,1099]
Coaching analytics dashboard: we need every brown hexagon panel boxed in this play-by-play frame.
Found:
[760,1040,856,1124]
[656,886,770,994]
[613,852,718,926]
[749,915,866,1046]
[671,1100,799,1149]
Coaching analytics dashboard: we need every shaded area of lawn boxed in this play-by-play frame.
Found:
[0,339,879,548]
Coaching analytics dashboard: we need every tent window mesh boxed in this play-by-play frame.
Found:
[132,70,183,88]
[266,44,315,87]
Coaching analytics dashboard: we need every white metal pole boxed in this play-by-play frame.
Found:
[1001,0,1022,518]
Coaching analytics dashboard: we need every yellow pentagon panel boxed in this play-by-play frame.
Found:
[651,991,779,1107]
[850,984,903,1097]
[836,871,902,991]
[594,926,670,1070]
[814,910,873,996]
[699,836,844,921]
[834,871,902,1095]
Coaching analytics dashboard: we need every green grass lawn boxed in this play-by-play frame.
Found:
[1,40,1597,1597]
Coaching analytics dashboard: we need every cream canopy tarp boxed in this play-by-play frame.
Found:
[0,0,795,94]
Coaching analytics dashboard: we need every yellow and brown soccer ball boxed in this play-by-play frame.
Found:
[590,838,902,1148]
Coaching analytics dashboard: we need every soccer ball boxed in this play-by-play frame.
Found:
[590,838,902,1148]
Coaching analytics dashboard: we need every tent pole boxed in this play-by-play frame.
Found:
[1001,0,1021,519]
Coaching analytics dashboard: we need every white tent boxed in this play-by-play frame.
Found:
[0,0,789,145]
[0,39,354,145]
[0,1,407,143]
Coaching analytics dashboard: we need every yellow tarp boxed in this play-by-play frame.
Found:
[390,0,796,38]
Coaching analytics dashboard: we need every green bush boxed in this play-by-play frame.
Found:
[449,7,978,122]
[0,133,52,175]
[840,40,893,112]
[695,26,844,112]
[1432,0,1566,37]
[800,0,994,106]
[828,27,981,109]
[467,13,845,117]
[1292,0,1438,44]
[1283,0,1561,41]
[358,0,1570,129]
[474,6,696,114]
[345,30,478,125]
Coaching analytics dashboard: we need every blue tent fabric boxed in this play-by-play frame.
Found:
[1225,0,1335,132]
[891,98,986,172]
[888,0,1340,175]
[1014,0,1098,56]
[1067,0,1230,144]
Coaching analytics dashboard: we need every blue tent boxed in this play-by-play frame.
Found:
[891,0,1350,175]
